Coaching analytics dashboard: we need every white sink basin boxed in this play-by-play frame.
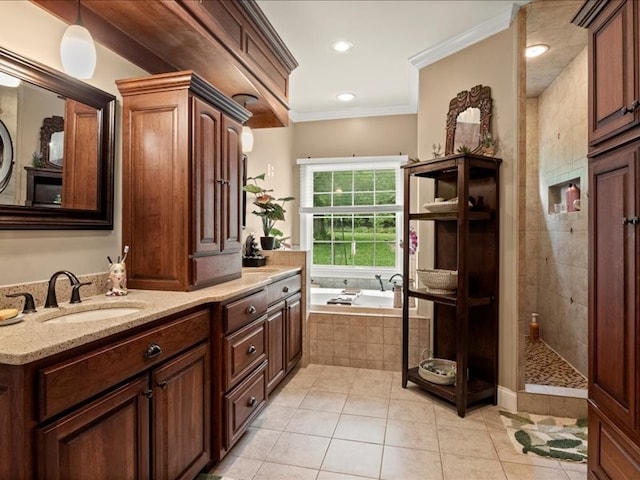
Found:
[45,307,143,324]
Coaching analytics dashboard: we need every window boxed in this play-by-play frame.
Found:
[298,156,407,278]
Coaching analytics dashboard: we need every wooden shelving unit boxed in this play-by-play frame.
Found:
[401,153,501,417]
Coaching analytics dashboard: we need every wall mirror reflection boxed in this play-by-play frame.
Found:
[0,46,115,229]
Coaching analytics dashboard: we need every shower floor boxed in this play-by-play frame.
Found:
[525,337,588,390]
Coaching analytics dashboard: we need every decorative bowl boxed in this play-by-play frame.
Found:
[416,269,457,294]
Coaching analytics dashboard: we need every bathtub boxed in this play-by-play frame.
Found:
[310,287,400,315]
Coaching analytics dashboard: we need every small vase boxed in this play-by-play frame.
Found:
[260,236,276,250]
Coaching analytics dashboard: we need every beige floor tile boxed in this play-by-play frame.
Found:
[284,409,340,437]
[388,398,436,424]
[565,470,588,480]
[285,372,322,389]
[441,453,507,480]
[251,404,297,431]
[380,445,443,480]
[321,365,359,379]
[438,425,498,460]
[253,461,319,480]
[389,383,434,403]
[230,427,281,460]
[322,438,383,478]
[270,386,309,408]
[350,376,392,398]
[208,454,262,480]
[385,419,439,452]
[333,414,387,444]
[561,461,587,473]
[434,404,488,431]
[299,390,348,413]
[311,375,355,394]
[317,471,377,480]
[266,432,331,469]
[502,462,571,480]
[343,394,390,418]
[357,368,395,381]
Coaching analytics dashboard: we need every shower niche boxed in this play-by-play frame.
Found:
[547,177,581,214]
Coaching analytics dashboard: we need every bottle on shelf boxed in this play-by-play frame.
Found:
[530,313,540,342]
[566,183,580,212]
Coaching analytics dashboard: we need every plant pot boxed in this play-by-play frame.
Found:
[260,236,277,250]
[243,256,266,267]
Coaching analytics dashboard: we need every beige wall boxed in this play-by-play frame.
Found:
[418,23,522,392]
[0,1,147,285]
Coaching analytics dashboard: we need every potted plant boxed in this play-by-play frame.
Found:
[243,173,294,250]
[480,132,497,156]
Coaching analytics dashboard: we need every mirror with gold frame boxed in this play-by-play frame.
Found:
[445,85,492,155]
[0,46,115,229]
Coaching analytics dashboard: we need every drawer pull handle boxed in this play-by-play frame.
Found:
[246,305,257,315]
[247,345,257,355]
[282,286,289,293]
[143,389,153,399]
[247,396,257,407]
[157,381,168,390]
[144,343,163,359]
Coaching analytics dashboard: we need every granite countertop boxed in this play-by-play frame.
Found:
[0,266,300,366]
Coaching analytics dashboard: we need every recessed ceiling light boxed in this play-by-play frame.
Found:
[337,92,356,102]
[526,44,549,58]
[331,40,353,53]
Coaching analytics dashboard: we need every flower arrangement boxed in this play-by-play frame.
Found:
[408,225,418,255]
[243,173,294,239]
[480,132,497,156]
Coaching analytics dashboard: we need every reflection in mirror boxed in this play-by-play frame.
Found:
[0,119,14,193]
[0,46,115,229]
[445,85,492,155]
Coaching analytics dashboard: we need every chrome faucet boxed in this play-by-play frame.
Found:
[388,273,403,285]
[374,274,385,292]
[45,271,81,308]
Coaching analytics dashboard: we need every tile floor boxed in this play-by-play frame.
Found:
[209,364,587,480]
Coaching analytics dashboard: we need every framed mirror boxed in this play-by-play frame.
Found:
[0,46,115,229]
[445,84,492,155]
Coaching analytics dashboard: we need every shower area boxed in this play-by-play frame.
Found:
[519,0,588,398]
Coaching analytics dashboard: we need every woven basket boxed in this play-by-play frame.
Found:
[416,269,457,294]
[418,350,456,385]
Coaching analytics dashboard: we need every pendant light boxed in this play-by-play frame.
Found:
[60,0,96,79]
[232,94,258,153]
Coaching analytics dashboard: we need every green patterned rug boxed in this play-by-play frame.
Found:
[196,474,234,480]
[500,411,588,463]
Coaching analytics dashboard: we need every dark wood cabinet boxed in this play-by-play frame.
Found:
[24,167,62,207]
[117,71,250,291]
[285,292,303,372]
[266,302,286,393]
[401,154,500,418]
[574,1,640,476]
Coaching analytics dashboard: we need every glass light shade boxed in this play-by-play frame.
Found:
[242,126,254,153]
[60,24,97,79]
[0,72,21,87]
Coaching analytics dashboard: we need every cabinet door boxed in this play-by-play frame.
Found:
[267,303,286,394]
[38,376,150,480]
[192,96,222,255]
[590,142,638,433]
[285,293,302,372]
[588,0,639,145]
[221,115,243,253]
[152,343,211,480]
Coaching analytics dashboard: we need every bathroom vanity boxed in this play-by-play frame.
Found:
[0,267,303,480]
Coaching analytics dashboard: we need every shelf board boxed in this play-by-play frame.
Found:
[408,289,493,307]
[409,211,492,221]
[406,367,496,405]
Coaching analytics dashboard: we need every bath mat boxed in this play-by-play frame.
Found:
[500,410,588,463]
[196,474,235,480]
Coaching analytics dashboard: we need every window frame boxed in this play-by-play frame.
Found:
[297,155,407,279]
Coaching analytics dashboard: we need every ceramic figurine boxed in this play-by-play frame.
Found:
[106,246,129,296]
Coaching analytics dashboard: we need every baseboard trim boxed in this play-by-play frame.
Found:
[498,386,518,412]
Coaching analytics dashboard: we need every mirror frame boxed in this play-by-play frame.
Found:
[40,115,65,168]
[0,46,116,229]
[445,84,492,155]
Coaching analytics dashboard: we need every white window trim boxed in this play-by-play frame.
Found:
[297,155,408,279]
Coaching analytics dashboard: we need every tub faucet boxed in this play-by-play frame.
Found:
[388,273,403,285]
[45,270,80,308]
[374,274,385,292]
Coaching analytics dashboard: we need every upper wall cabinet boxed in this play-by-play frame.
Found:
[33,0,298,129]
[0,46,115,230]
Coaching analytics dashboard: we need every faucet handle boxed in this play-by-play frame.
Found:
[6,292,37,313]
[70,282,92,304]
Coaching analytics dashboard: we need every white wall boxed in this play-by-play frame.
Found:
[0,1,147,286]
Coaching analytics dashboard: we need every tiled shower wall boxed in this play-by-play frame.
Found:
[523,47,588,376]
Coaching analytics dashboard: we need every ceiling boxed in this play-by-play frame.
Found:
[257,0,587,123]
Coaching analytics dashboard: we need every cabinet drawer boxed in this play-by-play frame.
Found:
[225,362,267,449]
[267,274,301,305]
[224,289,268,333]
[39,309,210,421]
[224,316,267,390]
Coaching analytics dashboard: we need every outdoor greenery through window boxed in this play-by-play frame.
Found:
[298,156,406,278]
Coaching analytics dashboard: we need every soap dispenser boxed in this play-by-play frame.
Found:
[530,313,540,342]
[392,282,402,308]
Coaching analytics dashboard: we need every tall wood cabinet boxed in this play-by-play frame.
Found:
[574,1,640,477]
[401,154,500,417]
[117,71,250,291]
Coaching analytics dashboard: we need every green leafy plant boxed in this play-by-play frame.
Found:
[456,145,471,154]
[243,173,294,238]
